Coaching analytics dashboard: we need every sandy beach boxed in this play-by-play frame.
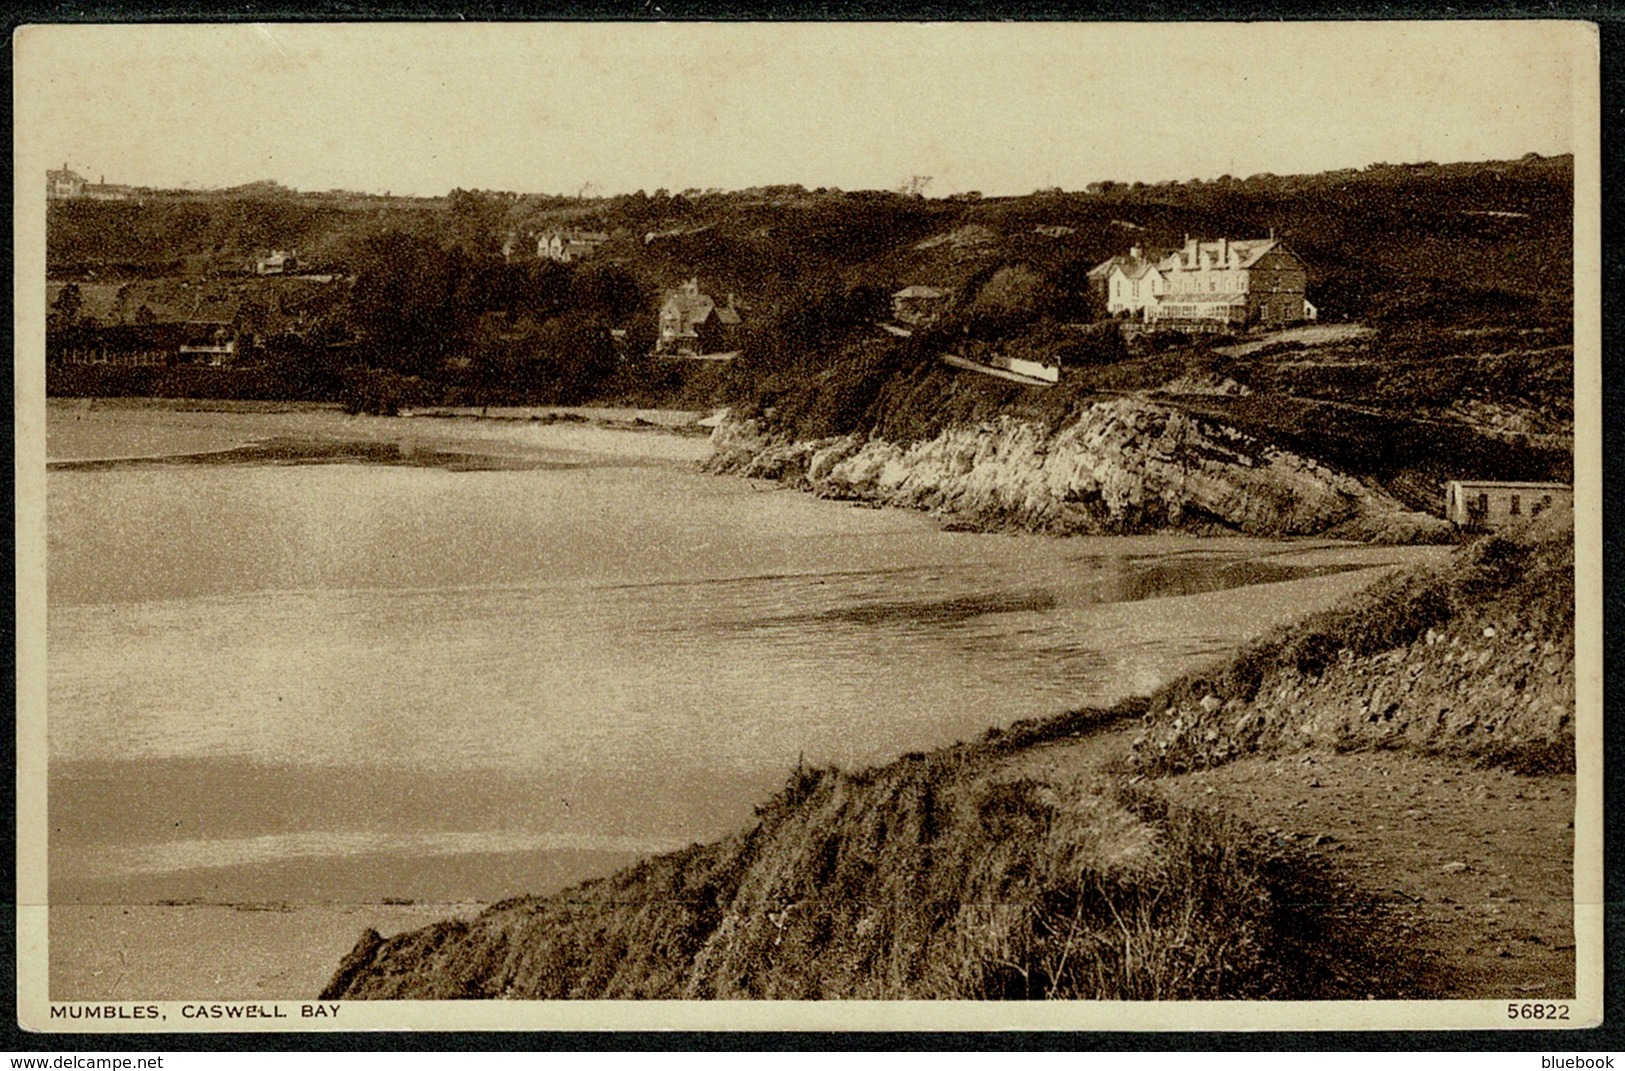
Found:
[51,903,483,1002]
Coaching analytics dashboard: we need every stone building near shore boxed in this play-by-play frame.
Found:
[1443,480,1572,530]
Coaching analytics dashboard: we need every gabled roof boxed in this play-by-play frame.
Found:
[662,285,716,336]
[1230,239,1279,267]
[715,305,742,325]
[1091,253,1165,280]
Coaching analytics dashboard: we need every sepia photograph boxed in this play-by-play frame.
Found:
[13,20,1602,1032]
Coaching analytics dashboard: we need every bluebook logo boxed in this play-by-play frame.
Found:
[1543,1060,1614,1068]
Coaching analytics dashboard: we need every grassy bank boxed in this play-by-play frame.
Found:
[1133,522,1574,776]
[323,725,1399,1000]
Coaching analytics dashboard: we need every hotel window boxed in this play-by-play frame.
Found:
[1509,494,1521,516]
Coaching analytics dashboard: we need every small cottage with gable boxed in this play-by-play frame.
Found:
[892,285,952,326]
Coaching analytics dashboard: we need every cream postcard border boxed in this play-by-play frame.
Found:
[11,19,1604,1033]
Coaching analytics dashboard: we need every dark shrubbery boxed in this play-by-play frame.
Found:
[1366,283,1546,327]
[1049,321,1127,366]
[337,366,427,416]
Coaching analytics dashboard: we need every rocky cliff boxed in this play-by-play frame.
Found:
[705,398,1451,542]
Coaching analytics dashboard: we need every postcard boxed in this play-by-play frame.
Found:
[14,20,1602,1032]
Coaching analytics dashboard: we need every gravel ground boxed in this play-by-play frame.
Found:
[1158,750,1575,999]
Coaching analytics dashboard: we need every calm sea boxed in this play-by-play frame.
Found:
[45,402,1443,906]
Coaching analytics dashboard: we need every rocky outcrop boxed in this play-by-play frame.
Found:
[707,398,1451,540]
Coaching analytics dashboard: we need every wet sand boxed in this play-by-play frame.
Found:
[51,903,484,1002]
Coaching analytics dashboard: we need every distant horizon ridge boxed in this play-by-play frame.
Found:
[46,150,1571,204]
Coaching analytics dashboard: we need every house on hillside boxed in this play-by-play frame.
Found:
[47,166,86,200]
[538,230,610,263]
[892,285,952,326]
[1087,245,1167,319]
[1444,480,1572,531]
[1146,235,1316,330]
[176,322,240,366]
[255,250,299,275]
[655,278,743,357]
[50,283,244,367]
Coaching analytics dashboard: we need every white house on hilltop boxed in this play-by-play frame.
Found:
[1149,235,1316,329]
[1087,245,1167,319]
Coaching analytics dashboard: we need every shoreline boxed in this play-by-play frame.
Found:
[40,401,1572,1004]
[46,396,717,467]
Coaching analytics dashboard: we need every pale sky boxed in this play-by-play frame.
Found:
[15,21,1590,197]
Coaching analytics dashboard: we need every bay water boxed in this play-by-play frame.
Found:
[46,401,1443,908]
